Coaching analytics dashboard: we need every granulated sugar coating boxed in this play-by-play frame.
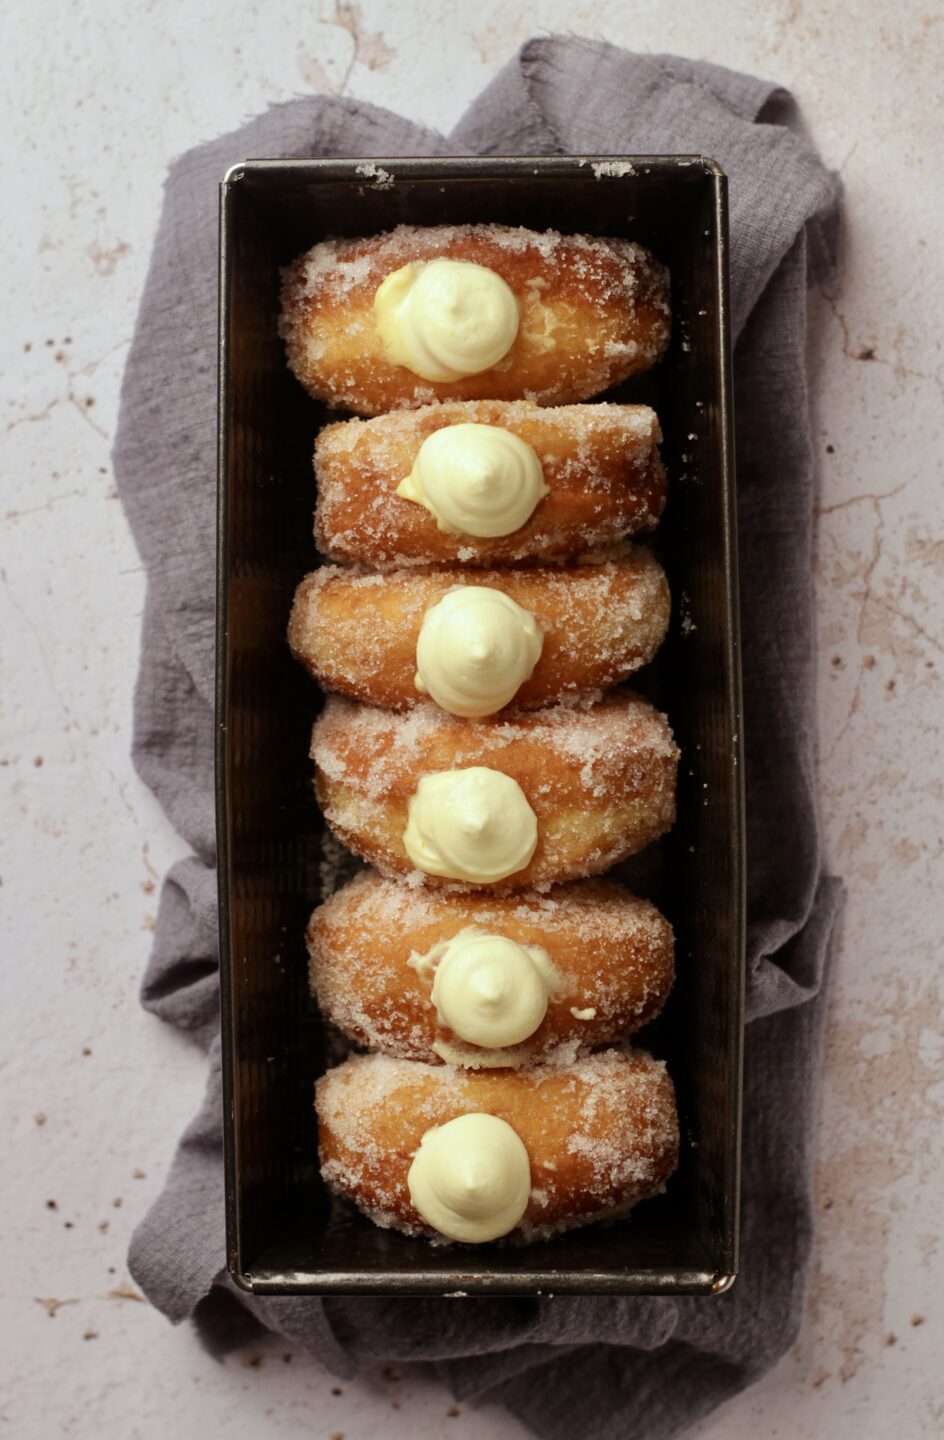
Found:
[313,400,666,568]
[279,224,670,414]
[316,1047,679,1242]
[307,871,674,1066]
[289,221,681,1247]
[288,547,670,712]
[310,692,679,892]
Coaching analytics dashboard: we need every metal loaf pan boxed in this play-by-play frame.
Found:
[217,156,744,1295]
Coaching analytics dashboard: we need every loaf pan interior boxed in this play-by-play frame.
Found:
[216,157,744,1295]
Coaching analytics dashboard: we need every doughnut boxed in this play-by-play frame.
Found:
[288,549,671,716]
[307,871,674,1068]
[314,400,666,569]
[310,691,678,892]
[315,1048,679,1243]
[279,224,670,415]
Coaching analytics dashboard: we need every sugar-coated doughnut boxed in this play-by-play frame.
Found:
[288,549,670,714]
[314,400,666,569]
[310,692,678,892]
[316,1048,679,1243]
[308,871,674,1068]
[279,224,670,415]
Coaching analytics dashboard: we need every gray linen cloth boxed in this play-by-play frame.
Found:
[114,37,843,1440]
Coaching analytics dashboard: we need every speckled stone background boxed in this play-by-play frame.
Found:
[2,2,942,1436]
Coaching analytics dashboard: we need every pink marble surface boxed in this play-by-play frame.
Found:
[1,2,941,1436]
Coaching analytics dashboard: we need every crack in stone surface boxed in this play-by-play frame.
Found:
[824,293,944,398]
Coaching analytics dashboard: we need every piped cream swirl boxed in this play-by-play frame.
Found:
[403,767,537,883]
[374,258,519,382]
[430,931,554,1048]
[415,586,542,718]
[407,1112,531,1242]
[396,423,548,537]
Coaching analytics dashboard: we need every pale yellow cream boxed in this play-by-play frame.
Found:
[374,258,519,382]
[429,930,555,1048]
[396,423,548,537]
[415,586,542,718]
[407,1112,531,1242]
[403,767,537,883]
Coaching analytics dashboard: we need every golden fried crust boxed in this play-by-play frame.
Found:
[279,224,670,415]
[316,1048,679,1241]
[314,400,666,568]
[288,549,670,712]
[310,692,678,892]
[308,873,674,1066]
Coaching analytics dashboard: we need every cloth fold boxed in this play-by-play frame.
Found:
[114,36,842,1440]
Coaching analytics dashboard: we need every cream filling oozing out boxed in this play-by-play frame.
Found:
[396,423,548,538]
[414,585,543,718]
[407,1112,531,1242]
[407,928,559,1050]
[403,767,538,883]
[374,258,520,382]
